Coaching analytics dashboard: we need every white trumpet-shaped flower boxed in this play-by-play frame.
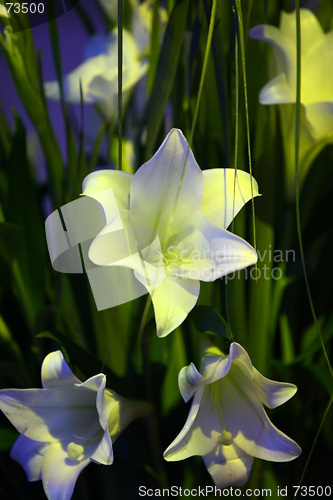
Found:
[83,129,259,337]
[164,342,301,488]
[44,29,147,118]
[0,351,150,500]
[250,9,333,198]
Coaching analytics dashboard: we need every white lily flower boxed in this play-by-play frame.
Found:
[249,9,333,198]
[44,29,148,118]
[164,342,301,488]
[83,129,259,337]
[0,351,151,500]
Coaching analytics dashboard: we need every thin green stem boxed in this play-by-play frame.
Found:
[118,0,123,171]
[294,2,333,380]
[235,0,256,251]
[231,18,239,234]
[226,15,239,342]
[189,0,217,148]
[137,295,152,371]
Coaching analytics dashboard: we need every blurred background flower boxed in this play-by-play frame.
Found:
[250,9,333,199]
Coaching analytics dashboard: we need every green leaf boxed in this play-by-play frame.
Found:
[4,116,46,329]
[145,0,189,159]
[161,328,187,415]
[0,27,63,204]
[279,314,295,364]
[147,0,162,95]
[204,0,230,168]
[0,222,21,265]
[190,305,229,338]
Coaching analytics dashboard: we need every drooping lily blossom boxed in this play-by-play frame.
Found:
[164,342,301,487]
[250,9,333,198]
[0,351,151,500]
[44,0,167,120]
[83,129,259,337]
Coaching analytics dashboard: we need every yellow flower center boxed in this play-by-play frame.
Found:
[217,430,233,446]
[163,242,195,266]
[67,442,84,460]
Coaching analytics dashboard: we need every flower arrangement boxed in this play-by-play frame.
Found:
[0,1,332,498]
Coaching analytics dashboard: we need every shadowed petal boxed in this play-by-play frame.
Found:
[249,24,295,82]
[11,435,46,482]
[179,363,205,403]
[203,443,254,488]
[259,73,294,105]
[219,362,301,461]
[0,387,100,442]
[42,351,81,389]
[42,442,90,500]
[164,386,207,461]
[164,385,224,460]
[90,424,113,465]
[253,368,297,409]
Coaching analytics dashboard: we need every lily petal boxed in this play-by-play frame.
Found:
[88,209,165,291]
[164,385,223,460]
[0,5,9,17]
[90,424,113,465]
[253,368,297,409]
[305,101,333,139]
[130,129,204,244]
[82,170,132,220]
[302,32,333,105]
[44,55,107,102]
[280,9,324,57]
[11,435,46,482]
[178,363,205,403]
[203,443,254,488]
[41,351,81,389]
[0,387,100,442]
[259,73,294,105]
[169,214,257,282]
[201,169,260,229]
[249,24,296,81]
[151,277,200,338]
[42,442,90,500]
[219,362,301,461]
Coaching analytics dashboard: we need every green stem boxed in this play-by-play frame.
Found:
[235,0,256,251]
[136,295,152,372]
[118,0,123,171]
[189,0,217,148]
